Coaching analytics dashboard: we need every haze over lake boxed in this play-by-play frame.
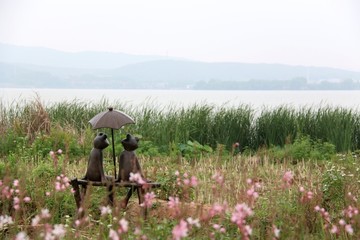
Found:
[2,88,360,111]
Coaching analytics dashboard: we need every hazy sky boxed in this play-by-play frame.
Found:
[0,0,359,71]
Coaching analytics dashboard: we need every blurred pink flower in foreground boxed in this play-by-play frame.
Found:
[0,215,13,229]
[176,171,199,187]
[231,203,253,240]
[141,192,156,208]
[186,217,200,228]
[212,172,224,186]
[299,186,314,203]
[55,174,70,192]
[282,171,294,188]
[100,205,112,216]
[118,218,129,234]
[168,196,181,216]
[129,172,146,184]
[15,231,29,240]
[172,219,188,240]
[109,229,119,240]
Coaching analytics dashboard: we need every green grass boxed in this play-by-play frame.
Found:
[1,97,360,239]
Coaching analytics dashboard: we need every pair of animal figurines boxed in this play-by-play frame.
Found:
[84,132,144,183]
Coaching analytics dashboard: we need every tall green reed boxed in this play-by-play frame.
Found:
[2,97,360,156]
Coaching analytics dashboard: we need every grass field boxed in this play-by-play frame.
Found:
[0,97,359,239]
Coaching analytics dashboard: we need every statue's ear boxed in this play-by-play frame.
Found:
[126,134,131,139]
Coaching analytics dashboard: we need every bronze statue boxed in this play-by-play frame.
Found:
[84,132,109,182]
[117,134,144,182]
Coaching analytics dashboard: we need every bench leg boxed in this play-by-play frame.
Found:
[137,187,147,219]
[70,178,82,209]
[70,178,87,219]
[120,187,134,208]
[107,185,114,206]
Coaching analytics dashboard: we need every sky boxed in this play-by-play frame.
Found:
[0,0,359,71]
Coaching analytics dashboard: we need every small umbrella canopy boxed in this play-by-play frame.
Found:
[89,107,135,179]
[89,107,135,130]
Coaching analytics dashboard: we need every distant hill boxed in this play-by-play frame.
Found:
[1,43,360,89]
[0,43,171,69]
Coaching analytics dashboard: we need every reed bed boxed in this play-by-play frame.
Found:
[1,97,360,156]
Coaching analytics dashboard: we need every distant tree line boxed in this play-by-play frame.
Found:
[193,78,360,90]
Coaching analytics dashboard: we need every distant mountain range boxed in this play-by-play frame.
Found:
[1,43,360,89]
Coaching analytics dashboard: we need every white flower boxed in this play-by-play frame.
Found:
[31,215,41,226]
[100,205,112,216]
[186,217,200,228]
[119,218,129,233]
[41,208,51,218]
[0,215,13,230]
[15,231,29,240]
[52,224,66,238]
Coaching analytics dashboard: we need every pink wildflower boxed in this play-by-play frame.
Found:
[100,205,112,216]
[300,187,314,203]
[168,196,180,209]
[23,196,31,203]
[129,172,146,184]
[109,229,119,240]
[168,196,181,216]
[13,197,20,210]
[0,215,13,229]
[330,225,339,234]
[231,203,253,239]
[57,149,63,154]
[52,224,66,238]
[15,231,29,240]
[345,224,353,235]
[213,224,221,230]
[343,205,359,218]
[282,171,293,188]
[134,227,142,235]
[31,215,41,226]
[141,192,156,208]
[55,174,70,192]
[172,219,188,240]
[118,218,129,234]
[13,179,19,187]
[183,179,190,185]
[246,186,259,199]
[208,202,227,218]
[212,172,224,185]
[186,217,200,228]
[41,208,51,218]
[2,186,11,199]
[75,220,81,227]
[190,176,198,187]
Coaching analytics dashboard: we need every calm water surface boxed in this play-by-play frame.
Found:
[1,88,360,110]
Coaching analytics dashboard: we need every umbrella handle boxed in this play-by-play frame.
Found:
[112,129,117,179]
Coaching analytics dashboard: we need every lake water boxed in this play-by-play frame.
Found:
[1,88,360,110]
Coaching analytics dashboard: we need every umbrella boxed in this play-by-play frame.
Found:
[89,107,135,179]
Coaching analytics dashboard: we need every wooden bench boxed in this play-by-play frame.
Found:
[70,178,161,219]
